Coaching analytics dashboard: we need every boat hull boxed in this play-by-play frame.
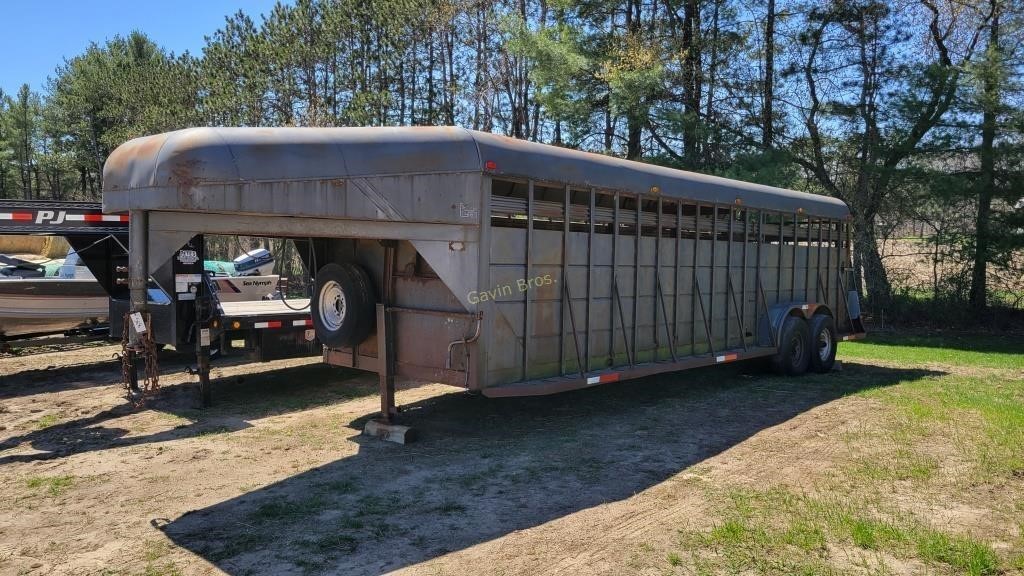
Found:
[0,279,108,338]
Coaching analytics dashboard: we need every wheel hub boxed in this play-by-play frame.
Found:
[817,327,833,362]
[318,280,347,331]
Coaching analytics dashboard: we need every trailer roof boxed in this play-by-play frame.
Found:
[103,126,850,219]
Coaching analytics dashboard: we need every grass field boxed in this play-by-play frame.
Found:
[667,334,1024,576]
[0,332,1021,575]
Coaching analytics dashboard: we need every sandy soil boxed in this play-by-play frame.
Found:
[0,345,1016,575]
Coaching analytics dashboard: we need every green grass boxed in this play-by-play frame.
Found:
[32,413,62,429]
[846,450,938,483]
[298,531,358,554]
[678,488,1001,576]
[839,333,1024,481]
[665,332,1023,574]
[25,475,76,496]
[843,372,1024,481]
[434,499,467,515]
[141,540,182,576]
[839,333,1023,370]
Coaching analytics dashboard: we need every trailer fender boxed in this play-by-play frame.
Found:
[756,302,822,348]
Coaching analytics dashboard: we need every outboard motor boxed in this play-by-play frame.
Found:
[232,248,275,276]
[59,248,96,279]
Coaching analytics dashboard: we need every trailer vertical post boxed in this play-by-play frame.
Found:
[825,219,833,308]
[777,212,784,302]
[805,214,813,301]
[561,184,570,376]
[654,196,662,361]
[740,207,749,348]
[524,181,534,380]
[633,194,641,360]
[674,201,682,356]
[692,203,700,357]
[196,281,212,407]
[128,210,148,338]
[127,209,148,392]
[610,192,619,365]
[379,242,397,423]
[725,205,733,348]
[586,187,595,371]
[754,210,764,344]
[710,205,719,350]
[791,211,799,301]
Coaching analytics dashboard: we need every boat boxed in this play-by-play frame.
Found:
[1,247,283,343]
[0,251,108,340]
[205,248,281,303]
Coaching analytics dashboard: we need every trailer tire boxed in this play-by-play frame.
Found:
[312,263,375,348]
[771,315,811,376]
[808,314,837,373]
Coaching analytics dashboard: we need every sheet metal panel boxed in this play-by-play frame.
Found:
[484,180,851,387]
[104,127,849,219]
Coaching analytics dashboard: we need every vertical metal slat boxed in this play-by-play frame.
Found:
[586,187,595,372]
[523,180,533,381]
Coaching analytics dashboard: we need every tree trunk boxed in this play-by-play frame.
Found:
[681,0,701,163]
[703,0,720,168]
[626,116,642,160]
[762,0,775,148]
[603,104,613,153]
[853,211,892,308]
[969,5,999,310]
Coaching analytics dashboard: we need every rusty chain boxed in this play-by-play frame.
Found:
[120,312,160,407]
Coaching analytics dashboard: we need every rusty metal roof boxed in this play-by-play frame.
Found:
[103,126,849,218]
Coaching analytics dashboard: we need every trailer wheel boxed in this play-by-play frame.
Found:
[808,314,837,373]
[312,263,375,348]
[771,315,810,376]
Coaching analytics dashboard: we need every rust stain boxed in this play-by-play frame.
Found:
[169,158,203,187]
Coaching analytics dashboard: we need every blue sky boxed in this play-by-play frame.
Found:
[0,0,284,96]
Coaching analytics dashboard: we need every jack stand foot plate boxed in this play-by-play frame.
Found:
[364,419,416,444]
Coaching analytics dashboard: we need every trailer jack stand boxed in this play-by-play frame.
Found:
[362,305,417,444]
[362,277,416,444]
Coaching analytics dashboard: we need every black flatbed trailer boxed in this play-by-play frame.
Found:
[0,201,128,346]
[0,200,317,391]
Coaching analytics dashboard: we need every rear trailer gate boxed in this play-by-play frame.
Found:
[101,127,865,418]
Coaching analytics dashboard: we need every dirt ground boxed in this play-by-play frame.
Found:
[0,342,1020,575]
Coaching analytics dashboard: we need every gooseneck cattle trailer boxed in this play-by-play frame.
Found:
[103,127,865,433]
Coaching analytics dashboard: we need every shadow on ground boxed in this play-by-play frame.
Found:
[0,362,371,464]
[161,361,941,575]
[0,347,231,398]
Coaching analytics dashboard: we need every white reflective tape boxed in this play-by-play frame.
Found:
[716,355,726,362]
[254,322,270,329]
[586,376,600,385]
